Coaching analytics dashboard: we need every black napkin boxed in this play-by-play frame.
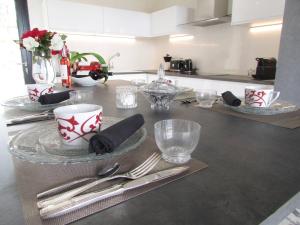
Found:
[222,91,241,107]
[89,114,145,155]
[38,91,71,105]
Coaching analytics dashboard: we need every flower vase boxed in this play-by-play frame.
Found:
[32,55,56,84]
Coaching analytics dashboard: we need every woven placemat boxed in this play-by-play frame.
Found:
[13,137,207,225]
[209,103,300,129]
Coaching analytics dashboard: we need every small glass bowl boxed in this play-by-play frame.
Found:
[154,119,201,164]
[131,79,147,87]
[69,90,93,104]
[195,89,217,108]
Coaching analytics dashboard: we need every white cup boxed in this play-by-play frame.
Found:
[27,84,54,102]
[245,86,280,107]
[53,104,103,146]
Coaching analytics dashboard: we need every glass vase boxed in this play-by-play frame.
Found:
[32,55,56,84]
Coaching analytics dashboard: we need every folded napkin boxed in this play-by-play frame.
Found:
[89,114,145,155]
[222,91,241,107]
[38,91,71,105]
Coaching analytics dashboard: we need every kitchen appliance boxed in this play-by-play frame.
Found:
[170,59,185,72]
[163,54,172,71]
[252,58,277,80]
[170,59,194,74]
[181,0,230,27]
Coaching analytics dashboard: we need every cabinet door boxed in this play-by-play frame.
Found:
[151,6,190,37]
[231,0,285,25]
[103,7,151,37]
[46,0,103,33]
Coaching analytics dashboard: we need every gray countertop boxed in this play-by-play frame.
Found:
[115,70,275,85]
[1,80,299,225]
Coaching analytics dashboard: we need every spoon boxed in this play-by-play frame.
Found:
[37,163,120,199]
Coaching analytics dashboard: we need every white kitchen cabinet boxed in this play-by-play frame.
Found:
[45,0,103,33]
[103,7,151,37]
[151,6,191,37]
[231,0,286,25]
[110,73,271,96]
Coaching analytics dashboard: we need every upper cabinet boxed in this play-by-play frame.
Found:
[231,0,286,25]
[151,6,191,37]
[44,0,191,37]
[103,8,151,37]
[45,0,103,33]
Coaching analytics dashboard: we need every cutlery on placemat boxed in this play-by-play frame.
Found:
[37,163,120,199]
[37,153,161,209]
[6,111,54,126]
[40,166,189,219]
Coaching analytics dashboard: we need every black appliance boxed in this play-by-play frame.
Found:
[170,59,193,73]
[252,57,277,80]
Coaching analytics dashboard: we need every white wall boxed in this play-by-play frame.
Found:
[66,35,157,71]
[153,23,281,75]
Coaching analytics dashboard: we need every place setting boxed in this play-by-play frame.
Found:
[216,86,300,129]
[8,92,207,224]
[2,83,72,112]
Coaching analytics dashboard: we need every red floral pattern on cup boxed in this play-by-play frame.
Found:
[245,90,266,107]
[28,87,54,101]
[57,111,103,143]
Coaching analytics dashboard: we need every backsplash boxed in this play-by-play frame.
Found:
[66,23,281,75]
[152,23,282,75]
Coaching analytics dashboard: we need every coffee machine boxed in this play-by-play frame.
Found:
[170,58,193,74]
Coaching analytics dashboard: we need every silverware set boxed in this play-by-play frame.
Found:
[36,153,188,219]
[6,110,54,126]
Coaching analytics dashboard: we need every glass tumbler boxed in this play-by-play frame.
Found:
[69,90,93,104]
[154,119,201,164]
[116,86,138,109]
[195,89,217,108]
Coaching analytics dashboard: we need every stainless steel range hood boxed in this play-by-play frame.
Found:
[182,0,231,27]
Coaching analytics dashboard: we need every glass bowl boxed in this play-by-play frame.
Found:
[195,89,217,108]
[69,90,93,104]
[154,119,201,164]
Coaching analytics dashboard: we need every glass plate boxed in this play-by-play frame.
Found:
[224,101,298,115]
[9,117,147,164]
[2,95,71,112]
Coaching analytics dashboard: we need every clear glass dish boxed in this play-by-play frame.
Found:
[142,65,178,110]
[224,100,298,115]
[195,89,218,108]
[2,95,71,112]
[9,117,147,164]
[154,119,201,164]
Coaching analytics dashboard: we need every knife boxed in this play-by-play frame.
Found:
[39,166,189,219]
[6,113,55,126]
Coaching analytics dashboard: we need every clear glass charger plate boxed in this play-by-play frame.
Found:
[2,95,71,112]
[9,117,147,164]
[224,101,298,115]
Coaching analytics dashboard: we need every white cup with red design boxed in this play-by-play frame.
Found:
[53,104,103,146]
[245,86,280,107]
[27,84,54,102]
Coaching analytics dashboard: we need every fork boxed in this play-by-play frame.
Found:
[37,152,161,209]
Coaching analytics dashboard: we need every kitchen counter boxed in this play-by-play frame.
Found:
[115,70,275,85]
[1,80,299,225]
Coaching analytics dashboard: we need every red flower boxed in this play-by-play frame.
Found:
[21,28,48,39]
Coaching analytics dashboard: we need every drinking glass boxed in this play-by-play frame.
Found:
[69,90,93,104]
[154,119,201,164]
[116,86,138,109]
[195,89,217,108]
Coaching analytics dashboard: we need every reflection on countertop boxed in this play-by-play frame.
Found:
[112,70,275,85]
